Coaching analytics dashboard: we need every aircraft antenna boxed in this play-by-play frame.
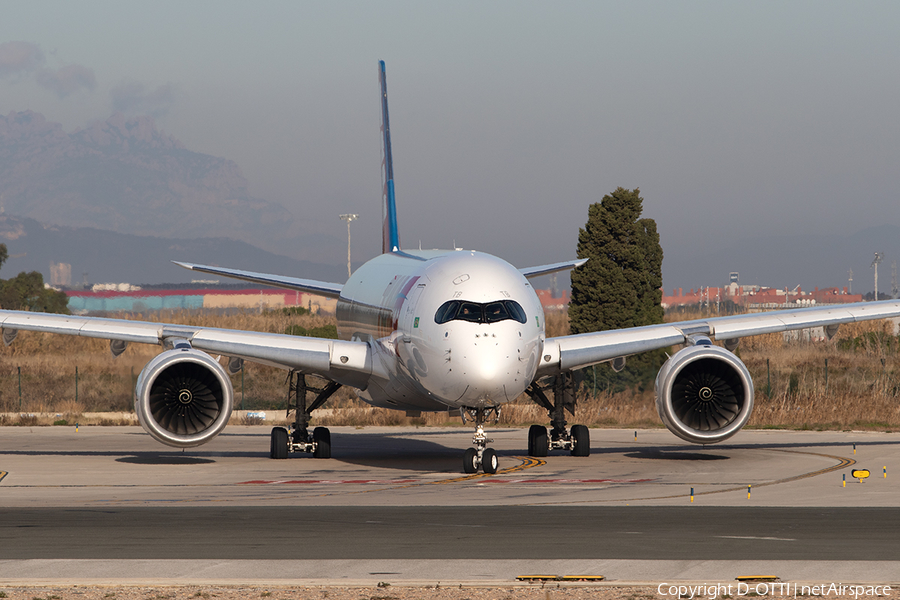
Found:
[871,252,884,301]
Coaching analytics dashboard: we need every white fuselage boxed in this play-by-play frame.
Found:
[336,250,545,411]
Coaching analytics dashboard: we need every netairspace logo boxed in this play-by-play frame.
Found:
[657,583,892,599]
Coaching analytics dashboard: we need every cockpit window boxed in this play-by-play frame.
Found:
[505,301,527,323]
[457,302,483,323]
[484,302,509,323]
[434,301,460,324]
[434,300,528,325]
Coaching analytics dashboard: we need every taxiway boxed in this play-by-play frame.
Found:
[1,425,899,584]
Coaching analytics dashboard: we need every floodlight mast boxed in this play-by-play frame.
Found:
[871,252,884,301]
[339,213,359,278]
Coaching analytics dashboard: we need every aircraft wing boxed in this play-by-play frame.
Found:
[519,259,588,279]
[0,310,371,382]
[173,261,344,299]
[539,299,900,375]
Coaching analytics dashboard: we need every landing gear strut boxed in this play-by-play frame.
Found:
[461,406,500,474]
[270,371,341,459]
[524,372,590,457]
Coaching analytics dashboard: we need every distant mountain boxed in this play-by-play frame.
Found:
[0,215,345,286]
[0,110,299,253]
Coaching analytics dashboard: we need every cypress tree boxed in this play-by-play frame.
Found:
[568,187,665,391]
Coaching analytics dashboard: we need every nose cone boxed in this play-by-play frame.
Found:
[455,329,527,403]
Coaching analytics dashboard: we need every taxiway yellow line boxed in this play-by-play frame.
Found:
[313,455,548,498]
[529,449,856,505]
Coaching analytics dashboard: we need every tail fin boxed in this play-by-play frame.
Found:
[379,60,400,254]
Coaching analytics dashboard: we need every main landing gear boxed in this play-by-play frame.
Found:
[460,406,500,474]
[524,372,590,457]
[270,371,341,460]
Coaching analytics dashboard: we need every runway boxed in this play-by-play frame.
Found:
[2,425,900,583]
[3,506,900,560]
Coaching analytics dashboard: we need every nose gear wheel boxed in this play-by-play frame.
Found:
[461,406,500,473]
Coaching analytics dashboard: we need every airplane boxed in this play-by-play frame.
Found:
[3,60,900,475]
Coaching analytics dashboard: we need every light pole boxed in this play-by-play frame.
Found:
[872,252,884,301]
[339,214,359,278]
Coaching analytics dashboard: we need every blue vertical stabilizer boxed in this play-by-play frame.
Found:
[379,60,401,254]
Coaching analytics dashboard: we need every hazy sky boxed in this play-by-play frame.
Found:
[2,1,899,291]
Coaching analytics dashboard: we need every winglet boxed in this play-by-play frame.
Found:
[379,60,400,254]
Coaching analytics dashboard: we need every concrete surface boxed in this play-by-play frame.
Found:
[1,425,899,584]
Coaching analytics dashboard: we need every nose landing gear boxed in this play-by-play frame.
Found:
[461,406,500,474]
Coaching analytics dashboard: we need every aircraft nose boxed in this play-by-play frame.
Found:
[456,330,525,400]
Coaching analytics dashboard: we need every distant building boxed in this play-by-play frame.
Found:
[92,283,142,292]
[661,283,863,309]
[49,262,72,287]
[536,289,570,310]
[66,287,337,314]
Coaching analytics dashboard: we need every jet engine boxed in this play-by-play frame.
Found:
[655,344,754,444]
[134,348,234,448]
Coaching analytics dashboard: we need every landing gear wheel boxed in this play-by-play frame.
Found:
[271,427,289,459]
[528,424,548,457]
[463,447,478,474]
[570,424,590,457]
[482,448,498,474]
[312,426,331,459]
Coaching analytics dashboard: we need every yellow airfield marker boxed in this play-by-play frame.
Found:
[852,469,870,483]
[747,484,751,499]
[843,473,846,487]
[690,487,694,503]
[515,575,605,582]
[884,466,887,479]
[736,576,780,582]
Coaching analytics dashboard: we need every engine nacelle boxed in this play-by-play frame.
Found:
[655,344,754,444]
[135,348,234,448]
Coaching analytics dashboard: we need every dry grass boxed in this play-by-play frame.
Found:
[1,306,899,431]
[0,308,357,417]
